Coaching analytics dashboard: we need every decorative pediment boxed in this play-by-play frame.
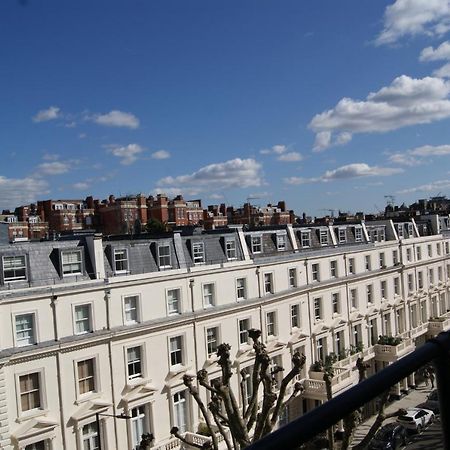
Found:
[366,306,380,317]
[312,322,330,336]
[70,398,112,422]
[288,331,309,345]
[331,317,347,330]
[12,415,58,447]
[121,380,158,404]
[349,311,364,322]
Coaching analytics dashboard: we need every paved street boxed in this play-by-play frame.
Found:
[352,384,444,449]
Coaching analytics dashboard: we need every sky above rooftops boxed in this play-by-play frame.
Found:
[1,0,450,216]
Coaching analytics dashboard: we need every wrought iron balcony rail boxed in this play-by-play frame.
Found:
[247,331,450,450]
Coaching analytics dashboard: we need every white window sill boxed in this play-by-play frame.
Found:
[75,392,101,405]
[17,408,48,423]
[169,364,188,377]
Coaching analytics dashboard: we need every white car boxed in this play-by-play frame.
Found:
[397,407,435,433]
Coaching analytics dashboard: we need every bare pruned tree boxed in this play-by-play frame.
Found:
[170,328,306,450]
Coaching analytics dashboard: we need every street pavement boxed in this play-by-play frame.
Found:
[351,384,444,448]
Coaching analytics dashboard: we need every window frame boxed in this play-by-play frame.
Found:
[300,230,311,248]
[113,248,129,274]
[16,370,45,416]
[319,229,328,246]
[166,288,181,315]
[265,311,277,338]
[276,234,287,251]
[206,326,220,358]
[2,254,27,282]
[238,318,251,346]
[202,282,216,308]
[251,235,262,254]
[330,260,338,278]
[338,228,347,244]
[158,244,172,269]
[348,257,355,274]
[332,292,340,315]
[225,238,237,260]
[263,272,274,295]
[311,263,320,282]
[13,311,38,347]
[169,335,184,367]
[192,241,205,265]
[60,249,83,277]
[313,297,322,321]
[73,303,93,335]
[75,357,98,398]
[354,226,363,242]
[290,304,300,329]
[122,294,141,325]
[236,277,247,301]
[125,344,145,382]
[288,268,297,288]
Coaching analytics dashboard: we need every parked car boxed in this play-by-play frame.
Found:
[397,407,435,433]
[368,423,408,449]
[417,389,440,414]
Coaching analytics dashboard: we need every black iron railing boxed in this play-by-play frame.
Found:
[247,331,450,450]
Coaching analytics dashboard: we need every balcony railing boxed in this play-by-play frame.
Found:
[304,367,354,399]
[428,316,450,336]
[374,337,415,361]
[246,331,450,450]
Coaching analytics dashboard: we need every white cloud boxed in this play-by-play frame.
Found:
[108,143,144,165]
[321,163,403,180]
[420,40,450,61]
[42,153,60,161]
[284,163,402,185]
[410,143,450,155]
[397,179,450,194]
[259,144,302,161]
[284,177,309,185]
[388,143,450,166]
[156,158,264,194]
[92,110,140,129]
[32,106,61,123]
[376,0,450,46]
[434,62,450,77]
[272,145,287,154]
[388,153,423,166]
[151,150,171,160]
[0,176,49,209]
[277,152,303,162]
[309,75,450,150]
[37,161,70,175]
[260,144,287,155]
[72,182,90,190]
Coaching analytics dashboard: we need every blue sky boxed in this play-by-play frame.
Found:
[2,0,450,216]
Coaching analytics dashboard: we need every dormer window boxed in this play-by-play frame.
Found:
[276,234,286,251]
[113,248,128,273]
[192,242,205,264]
[354,227,362,242]
[61,249,83,276]
[319,229,328,246]
[158,244,171,269]
[300,230,311,248]
[251,235,262,254]
[225,238,237,260]
[3,255,27,282]
[397,224,404,238]
[338,228,346,243]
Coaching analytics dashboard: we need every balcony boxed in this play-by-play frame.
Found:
[303,367,355,400]
[374,336,415,362]
[409,322,429,339]
[334,347,375,370]
[428,315,450,336]
[153,437,181,450]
